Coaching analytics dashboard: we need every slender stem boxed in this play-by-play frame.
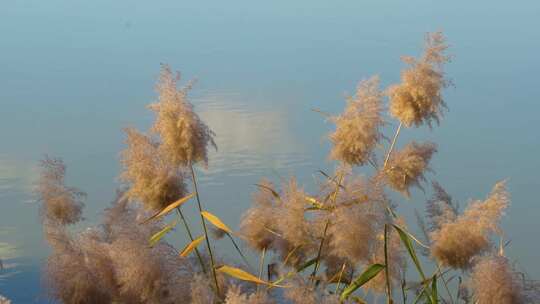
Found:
[190,163,221,296]
[335,263,346,294]
[257,247,266,292]
[383,122,403,169]
[436,264,455,304]
[312,173,344,281]
[226,233,253,271]
[384,224,393,304]
[176,207,207,274]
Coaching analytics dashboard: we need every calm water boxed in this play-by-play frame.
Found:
[1,0,540,302]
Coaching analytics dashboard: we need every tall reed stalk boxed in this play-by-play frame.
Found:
[189,163,220,296]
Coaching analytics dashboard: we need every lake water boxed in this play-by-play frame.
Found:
[1,0,540,302]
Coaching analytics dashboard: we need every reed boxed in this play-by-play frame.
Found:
[31,32,539,304]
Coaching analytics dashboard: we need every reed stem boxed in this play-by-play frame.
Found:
[176,207,207,274]
[189,163,221,296]
[383,122,403,169]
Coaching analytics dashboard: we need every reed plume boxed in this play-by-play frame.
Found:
[0,295,10,304]
[120,127,187,211]
[383,141,437,197]
[329,76,384,166]
[224,286,275,304]
[471,255,525,304]
[37,156,85,225]
[149,64,216,167]
[388,32,450,128]
[425,181,458,232]
[430,181,509,269]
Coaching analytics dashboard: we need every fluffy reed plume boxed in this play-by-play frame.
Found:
[240,179,280,251]
[383,141,437,197]
[149,64,216,167]
[323,175,386,266]
[120,127,187,211]
[388,32,450,128]
[326,204,376,266]
[430,181,509,269]
[425,181,458,231]
[37,156,85,225]
[240,178,317,265]
[329,76,384,166]
[284,278,341,304]
[0,295,11,304]
[44,193,194,304]
[224,286,275,304]
[45,230,116,304]
[190,274,217,304]
[471,255,525,304]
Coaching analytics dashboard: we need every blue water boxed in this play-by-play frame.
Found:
[1,0,540,302]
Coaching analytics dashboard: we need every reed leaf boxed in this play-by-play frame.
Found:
[149,220,177,247]
[201,211,233,234]
[216,265,284,287]
[179,235,205,257]
[143,193,194,223]
[340,263,385,301]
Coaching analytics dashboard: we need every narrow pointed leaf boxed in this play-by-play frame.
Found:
[216,265,284,287]
[179,235,205,257]
[392,224,426,279]
[254,183,280,199]
[149,220,177,247]
[201,211,233,234]
[431,275,439,304]
[143,193,194,223]
[340,263,385,301]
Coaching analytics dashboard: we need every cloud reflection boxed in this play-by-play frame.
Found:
[194,93,311,184]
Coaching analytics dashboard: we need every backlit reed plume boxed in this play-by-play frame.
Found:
[44,193,195,304]
[471,255,525,304]
[383,141,437,197]
[240,178,318,266]
[388,32,450,128]
[0,295,10,304]
[324,175,386,267]
[425,181,458,231]
[120,127,187,211]
[284,277,341,304]
[149,64,216,167]
[329,76,384,166]
[224,286,275,304]
[37,156,85,225]
[430,181,509,269]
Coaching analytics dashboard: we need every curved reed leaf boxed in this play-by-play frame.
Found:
[149,220,177,247]
[143,193,194,223]
[216,265,284,287]
[179,235,205,257]
[201,211,233,234]
[340,263,385,301]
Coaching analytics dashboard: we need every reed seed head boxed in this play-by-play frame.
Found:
[329,76,384,166]
[430,181,509,269]
[149,64,216,167]
[388,32,450,128]
[383,141,437,197]
[37,156,85,225]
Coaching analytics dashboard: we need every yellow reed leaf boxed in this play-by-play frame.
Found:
[201,211,233,234]
[179,235,205,257]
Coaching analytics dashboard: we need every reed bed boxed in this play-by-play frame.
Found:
[31,32,539,304]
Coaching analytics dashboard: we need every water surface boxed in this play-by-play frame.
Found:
[1,0,540,302]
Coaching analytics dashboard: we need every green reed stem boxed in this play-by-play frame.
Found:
[384,224,393,304]
[189,163,221,296]
[176,207,207,274]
